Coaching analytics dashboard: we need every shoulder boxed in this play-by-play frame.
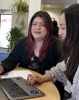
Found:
[16,37,27,46]
[52,39,62,48]
[51,40,61,57]
[51,40,59,49]
[13,37,27,49]
[18,37,26,43]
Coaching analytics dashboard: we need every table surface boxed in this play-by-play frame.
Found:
[16,67,60,100]
[0,67,60,100]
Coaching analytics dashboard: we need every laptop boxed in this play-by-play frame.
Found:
[0,77,45,100]
[0,85,9,100]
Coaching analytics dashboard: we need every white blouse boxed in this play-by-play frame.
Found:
[45,61,79,100]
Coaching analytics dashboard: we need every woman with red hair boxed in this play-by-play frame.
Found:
[0,11,63,99]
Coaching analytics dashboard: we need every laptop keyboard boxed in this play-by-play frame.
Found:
[0,78,29,98]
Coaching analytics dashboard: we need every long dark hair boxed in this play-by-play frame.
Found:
[27,11,57,60]
[61,3,79,84]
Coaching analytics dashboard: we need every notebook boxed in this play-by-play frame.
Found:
[1,70,33,79]
[0,77,45,100]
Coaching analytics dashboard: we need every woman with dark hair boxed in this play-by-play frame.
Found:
[27,4,79,100]
[0,11,63,99]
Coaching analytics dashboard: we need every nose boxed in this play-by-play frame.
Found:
[58,29,62,36]
[36,24,41,29]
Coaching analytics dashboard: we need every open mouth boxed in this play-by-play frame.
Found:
[35,32,41,34]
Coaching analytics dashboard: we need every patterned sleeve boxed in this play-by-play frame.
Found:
[45,60,67,85]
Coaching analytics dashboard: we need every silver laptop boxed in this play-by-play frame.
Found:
[0,77,45,100]
[0,85,9,100]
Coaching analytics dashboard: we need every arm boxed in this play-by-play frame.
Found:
[27,73,53,85]
[46,60,67,85]
[27,60,67,85]
[0,38,25,74]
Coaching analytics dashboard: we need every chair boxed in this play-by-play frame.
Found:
[0,53,9,62]
[63,90,71,100]
[63,86,71,100]
[55,81,71,100]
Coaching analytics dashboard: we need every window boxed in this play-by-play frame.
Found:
[0,14,12,48]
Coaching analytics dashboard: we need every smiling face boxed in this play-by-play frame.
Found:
[31,17,47,42]
[59,13,66,39]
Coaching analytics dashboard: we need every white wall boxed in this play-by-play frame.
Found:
[0,0,14,9]
[77,0,79,3]
[12,12,28,36]
[0,0,29,10]
[43,8,62,25]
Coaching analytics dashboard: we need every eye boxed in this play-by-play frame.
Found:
[62,28,66,30]
[40,23,45,26]
[32,23,37,26]
[59,27,65,30]
[32,22,45,27]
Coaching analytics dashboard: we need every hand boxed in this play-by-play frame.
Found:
[27,74,44,85]
[0,65,4,74]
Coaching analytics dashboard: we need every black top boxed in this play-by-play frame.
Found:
[1,37,61,75]
[53,26,59,37]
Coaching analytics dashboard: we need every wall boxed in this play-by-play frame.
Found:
[0,0,14,10]
[0,0,29,10]
[12,12,28,36]
[43,8,62,25]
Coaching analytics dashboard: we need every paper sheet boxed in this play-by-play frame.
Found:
[1,70,33,79]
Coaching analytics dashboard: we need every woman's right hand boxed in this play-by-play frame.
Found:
[27,73,52,85]
[27,74,44,85]
[0,65,4,74]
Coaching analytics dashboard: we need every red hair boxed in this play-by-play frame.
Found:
[26,11,57,60]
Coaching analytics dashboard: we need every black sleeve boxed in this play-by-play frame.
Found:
[1,38,26,73]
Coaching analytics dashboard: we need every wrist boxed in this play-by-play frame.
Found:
[0,65,4,74]
[42,73,52,82]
